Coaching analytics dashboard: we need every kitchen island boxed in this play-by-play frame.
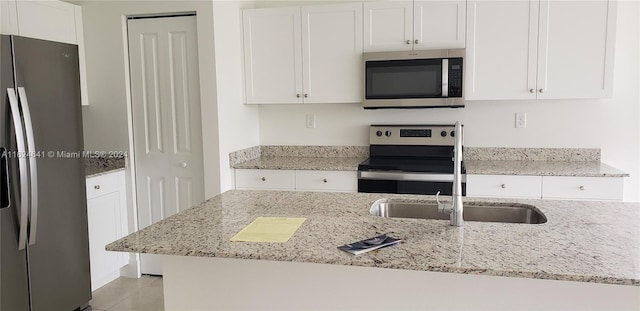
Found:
[107,190,640,310]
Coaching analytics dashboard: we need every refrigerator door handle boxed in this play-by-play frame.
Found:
[7,88,29,250]
[17,87,39,246]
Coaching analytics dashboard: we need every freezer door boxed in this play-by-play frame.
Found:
[1,35,30,311]
[12,36,91,311]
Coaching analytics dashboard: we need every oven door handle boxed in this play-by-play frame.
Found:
[358,171,466,182]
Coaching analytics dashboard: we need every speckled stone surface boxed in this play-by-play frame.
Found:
[107,190,640,286]
[261,145,368,158]
[233,156,366,171]
[229,146,261,166]
[231,145,368,171]
[85,156,126,177]
[466,160,629,177]
[465,147,600,161]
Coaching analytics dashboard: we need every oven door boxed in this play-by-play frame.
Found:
[358,171,466,196]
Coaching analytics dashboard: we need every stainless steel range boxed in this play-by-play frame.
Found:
[358,124,466,195]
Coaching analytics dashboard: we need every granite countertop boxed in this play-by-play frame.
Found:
[232,156,366,171]
[107,190,640,286]
[85,156,126,177]
[465,160,629,177]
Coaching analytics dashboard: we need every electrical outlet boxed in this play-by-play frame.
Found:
[305,114,316,128]
[515,113,527,128]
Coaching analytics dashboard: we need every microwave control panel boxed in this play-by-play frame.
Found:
[448,58,463,97]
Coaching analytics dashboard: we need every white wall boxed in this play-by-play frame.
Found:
[76,0,222,197]
[258,1,640,202]
[212,0,260,192]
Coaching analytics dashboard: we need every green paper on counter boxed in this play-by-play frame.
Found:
[230,217,307,243]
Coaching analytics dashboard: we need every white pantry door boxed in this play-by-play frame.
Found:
[127,15,205,275]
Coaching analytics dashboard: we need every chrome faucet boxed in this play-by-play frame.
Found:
[437,122,464,226]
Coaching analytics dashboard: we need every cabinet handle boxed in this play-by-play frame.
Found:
[323,178,327,183]
[579,186,585,191]
[529,89,535,93]
[539,88,545,93]
[501,184,507,189]
[304,94,308,98]
[261,177,266,181]
[405,40,411,45]
[94,185,101,190]
[414,39,420,44]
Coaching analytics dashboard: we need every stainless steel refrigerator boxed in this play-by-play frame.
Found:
[1,35,91,311]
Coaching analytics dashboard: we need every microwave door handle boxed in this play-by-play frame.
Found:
[442,59,449,97]
[7,88,29,250]
[17,87,38,246]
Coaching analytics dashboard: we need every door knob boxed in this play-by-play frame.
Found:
[539,88,545,93]
[406,40,411,44]
[414,39,420,44]
[180,162,188,168]
[579,186,585,191]
[94,185,101,190]
[296,94,301,98]
[501,184,507,189]
[261,177,266,181]
[529,89,535,93]
[304,94,308,98]
[323,178,327,183]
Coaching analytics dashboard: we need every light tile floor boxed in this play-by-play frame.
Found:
[90,275,164,311]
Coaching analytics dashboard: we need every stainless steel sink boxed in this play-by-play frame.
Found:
[370,200,547,224]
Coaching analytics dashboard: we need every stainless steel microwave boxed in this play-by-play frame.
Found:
[362,49,465,109]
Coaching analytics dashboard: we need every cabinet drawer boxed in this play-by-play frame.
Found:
[542,176,623,201]
[466,175,542,199]
[295,170,357,192]
[86,171,120,199]
[235,169,295,190]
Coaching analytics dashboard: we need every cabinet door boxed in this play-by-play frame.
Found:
[363,1,413,52]
[542,176,623,201]
[465,0,538,100]
[466,175,542,199]
[243,7,303,104]
[15,0,78,44]
[1,0,19,35]
[86,171,128,291]
[235,169,296,190]
[536,0,616,99]
[295,170,357,192]
[302,3,362,104]
[413,0,466,49]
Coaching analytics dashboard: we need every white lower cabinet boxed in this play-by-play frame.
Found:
[466,175,542,199]
[467,174,623,201]
[235,169,296,190]
[86,171,128,291]
[295,170,357,192]
[235,169,357,192]
[542,176,623,201]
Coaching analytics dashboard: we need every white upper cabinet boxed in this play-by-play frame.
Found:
[243,3,363,104]
[466,0,616,100]
[465,0,538,100]
[16,0,78,44]
[363,1,413,52]
[364,0,466,52]
[243,7,303,104]
[2,0,89,106]
[413,0,466,49]
[536,0,616,99]
[302,3,363,104]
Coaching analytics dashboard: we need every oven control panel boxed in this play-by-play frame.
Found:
[369,124,461,146]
